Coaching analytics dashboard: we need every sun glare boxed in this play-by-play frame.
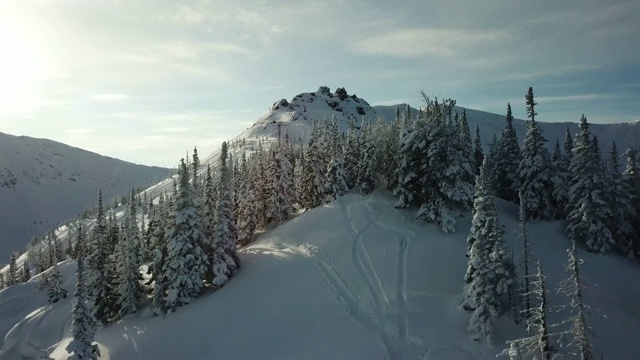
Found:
[0,17,41,114]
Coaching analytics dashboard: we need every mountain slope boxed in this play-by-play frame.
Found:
[1,191,639,359]
[0,132,172,261]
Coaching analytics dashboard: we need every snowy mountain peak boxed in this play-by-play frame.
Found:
[255,86,375,127]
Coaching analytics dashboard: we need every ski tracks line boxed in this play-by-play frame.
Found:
[339,198,389,306]
[397,234,409,340]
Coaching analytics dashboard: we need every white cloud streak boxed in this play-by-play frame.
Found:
[350,28,510,58]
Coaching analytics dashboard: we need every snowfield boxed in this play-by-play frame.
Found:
[1,191,639,359]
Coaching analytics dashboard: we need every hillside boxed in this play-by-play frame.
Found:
[1,191,639,359]
[1,86,639,359]
[0,132,172,261]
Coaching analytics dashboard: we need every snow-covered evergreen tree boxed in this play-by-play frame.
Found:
[393,117,417,208]
[66,223,100,360]
[623,147,640,257]
[116,198,143,318]
[163,159,208,311]
[558,240,596,360]
[473,125,484,175]
[485,134,500,196]
[268,147,294,223]
[236,153,257,247]
[86,190,115,325]
[344,117,361,190]
[550,139,570,219]
[47,261,67,304]
[8,252,18,286]
[201,164,216,257]
[607,142,636,255]
[518,93,553,221]
[495,103,521,202]
[458,108,476,187]
[357,120,376,195]
[464,158,512,343]
[566,115,613,253]
[416,96,473,232]
[324,148,349,202]
[211,142,240,287]
[21,262,31,283]
[301,121,327,209]
[149,195,169,316]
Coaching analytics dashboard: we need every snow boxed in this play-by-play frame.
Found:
[1,191,639,359]
[0,131,171,262]
[2,87,640,359]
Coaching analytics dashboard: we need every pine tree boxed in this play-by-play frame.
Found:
[344,117,361,190]
[558,240,596,360]
[623,147,640,257]
[163,159,208,311]
[202,164,216,257]
[357,120,377,195]
[416,97,473,232]
[464,159,512,343]
[66,223,100,360]
[149,195,169,316]
[377,111,401,189]
[550,139,570,219]
[495,103,521,202]
[47,261,67,304]
[236,153,256,247]
[473,125,484,175]
[53,233,64,264]
[21,262,31,282]
[393,118,417,208]
[86,190,115,325]
[607,142,636,255]
[485,134,500,195]
[566,115,613,253]
[503,260,552,360]
[8,252,18,286]
[301,121,327,209]
[116,198,143,318]
[324,148,349,202]
[268,148,294,223]
[458,109,476,187]
[236,181,257,247]
[211,142,240,287]
[518,92,553,221]
[518,190,535,324]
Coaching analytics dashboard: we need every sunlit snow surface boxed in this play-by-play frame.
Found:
[1,192,639,359]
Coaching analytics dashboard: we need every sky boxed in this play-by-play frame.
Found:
[0,0,638,168]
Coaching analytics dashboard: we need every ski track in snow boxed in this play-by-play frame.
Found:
[340,198,388,307]
[332,197,426,359]
[397,234,409,341]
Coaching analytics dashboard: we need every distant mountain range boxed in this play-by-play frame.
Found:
[0,132,172,262]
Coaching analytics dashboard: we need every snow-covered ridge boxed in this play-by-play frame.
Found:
[0,131,172,261]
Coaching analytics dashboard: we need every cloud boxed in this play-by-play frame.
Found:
[90,94,130,101]
[506,64,601,80]
[156,128,192,133]
[63,129,95,135]
[350,28,510,58]
[536,94,617,103]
